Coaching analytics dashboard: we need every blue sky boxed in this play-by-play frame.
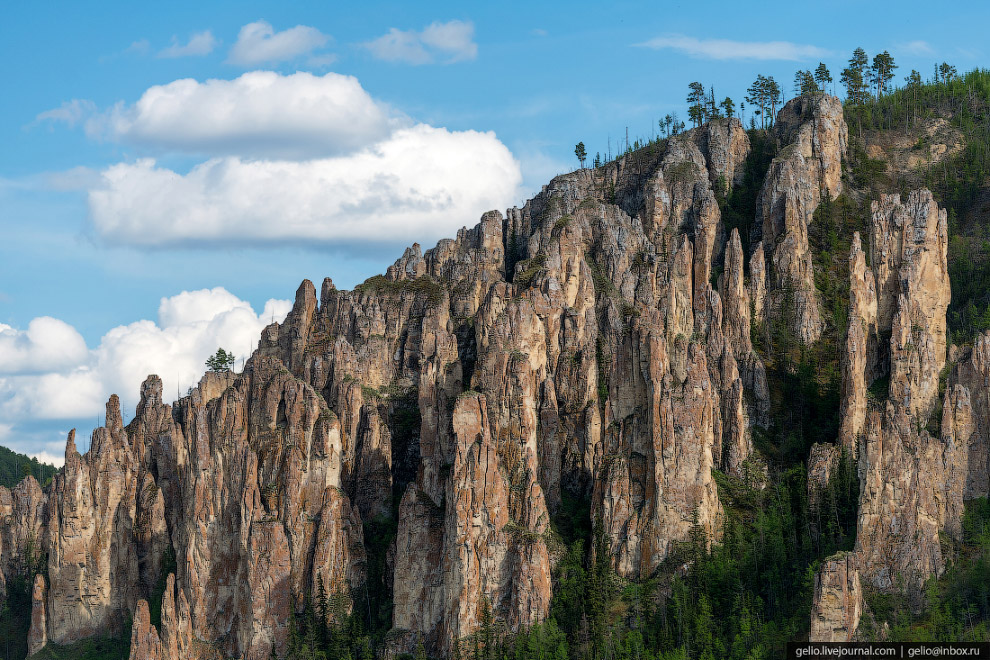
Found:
[1,0,986,464]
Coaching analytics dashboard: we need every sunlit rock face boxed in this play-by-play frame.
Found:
[22,97,985,659]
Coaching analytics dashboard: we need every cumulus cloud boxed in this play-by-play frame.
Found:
[88,123,520,247]
[228,20,329,66]
[0,318,89,374]
[54,70,520,248]
[635,34,829,61]
[158,30,218,58]
[365,20,477,64]
[91,71,394,158]
[0,288,291,426]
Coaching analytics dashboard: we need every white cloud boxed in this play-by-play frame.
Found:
[91,71,394,159]
[30,451,66,469]
[635,34,829,61]
[0,317,88,374]
[897,40,934,56]
[0,288,291,425]
[0,422,69,468]
[228,20,329,66]
[158,30,218,58]
[365,20,477,64]
[88,123,520,247]
[31,99,97,128]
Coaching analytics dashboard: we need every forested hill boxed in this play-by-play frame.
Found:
[0,444,56,489]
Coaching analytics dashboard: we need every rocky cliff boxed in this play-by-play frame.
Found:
[3,93,984,657]
[810,189,990,640]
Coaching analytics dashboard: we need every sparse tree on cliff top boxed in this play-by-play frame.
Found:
[206,347,236,372]
[574,142,587,168]
[794,69,819,96]
[814,62,833,93]
[745,75,781,129]
[687,81,706,127]
[720,97,735,119]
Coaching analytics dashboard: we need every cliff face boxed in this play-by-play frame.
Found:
[756,95,848,344]
[15,94,982,657]
[812,189,990,640]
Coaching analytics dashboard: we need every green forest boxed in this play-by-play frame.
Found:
[0,445,56,490]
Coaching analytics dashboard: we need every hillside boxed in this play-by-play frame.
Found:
[1,71,990,660]
[0,445,56,490]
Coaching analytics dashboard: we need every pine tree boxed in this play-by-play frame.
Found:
[765,76,782,125]
[720,97,735,119]
[841,48,869,105]
[574,142,587,168]
[939,62,958,83]
[205,347,236,372]
[745,75,780,129]
[870,51,897,97]
[707,87,721,119]
[794,69,818,96]
[814,62,832,94]
[687,82,706,128]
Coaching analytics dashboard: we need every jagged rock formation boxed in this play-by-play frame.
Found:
[128,573,194,660]
[838,233,879,451]
[949,333,990,500]
[28,573,47,655]
[755,94,848,343]
[810,552,862,642]
[128,600,164,660]
[0,100,904,659]
[45,402,170,644]
[813,189,988,639]
[0,474,47,601]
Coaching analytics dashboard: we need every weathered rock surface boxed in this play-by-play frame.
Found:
[46,403,169,644]
[127,573,194,660]
[28,573,47,655]
[756,94,848,343]
[810,552,862,642]
[822,188,969,635]
[0,474,47,605]
[872,192,950,420]
[128,599,163,660]
[0,99,925,659]
[949,333,990,499]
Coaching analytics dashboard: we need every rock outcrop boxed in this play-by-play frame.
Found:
[28,573,47,655]
[755,94,848,343]
[838,233,879,452]
[818,189,966,637]
[810,552,862,642]
[845,191,954,591]
[127,574,193,660]
[128,599,164,660]
[949,333,990,500]
[3,98,938,659]
[45,401,169,644]
[0,474,47,605]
